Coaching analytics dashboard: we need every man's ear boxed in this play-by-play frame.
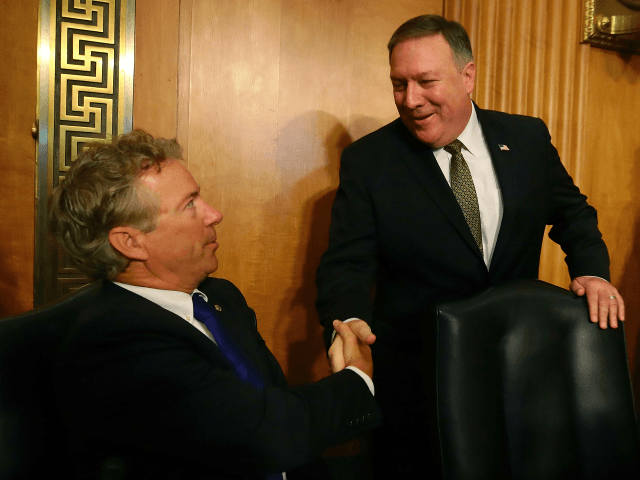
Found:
[462,61,476,95]
[108,226,149,261]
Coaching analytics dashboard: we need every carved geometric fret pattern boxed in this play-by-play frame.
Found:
[35,0,134,305]
[54,0,119,184]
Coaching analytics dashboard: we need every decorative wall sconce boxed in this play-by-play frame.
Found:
[583,0,640,55]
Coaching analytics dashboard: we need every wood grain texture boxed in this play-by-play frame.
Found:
[583,47,640,390]
[132,0,180,139]
[0,0,39,315]
[445,0,640,378]
[179,0,443,383]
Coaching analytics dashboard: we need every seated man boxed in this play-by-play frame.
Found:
[49,130,381,480]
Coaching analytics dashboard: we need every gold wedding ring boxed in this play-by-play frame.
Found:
[609,295,616,300]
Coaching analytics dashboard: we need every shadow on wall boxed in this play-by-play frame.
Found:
[272,111,384,385]
[620,145,640,411]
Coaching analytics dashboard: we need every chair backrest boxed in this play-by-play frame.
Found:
[433,278,639,480]
[0,282,101,480]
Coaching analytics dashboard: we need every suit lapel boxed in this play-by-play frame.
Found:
[474,106,521,271]
[393,120,485,260]
[198,281,275,386]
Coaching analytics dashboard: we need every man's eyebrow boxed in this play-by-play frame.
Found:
[390,69,436,80]
[180,187,200,204]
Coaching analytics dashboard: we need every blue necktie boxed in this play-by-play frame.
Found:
[192,294,265,388]
[191,295,283,480]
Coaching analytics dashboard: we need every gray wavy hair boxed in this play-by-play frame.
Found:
[49,129,182,280]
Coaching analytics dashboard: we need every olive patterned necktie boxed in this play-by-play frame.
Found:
[443,139,483,253]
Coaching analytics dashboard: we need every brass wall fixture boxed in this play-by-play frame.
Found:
[35,0,135,305]
[583,0,640,54]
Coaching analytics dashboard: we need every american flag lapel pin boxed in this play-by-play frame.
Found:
[499,144,510,151]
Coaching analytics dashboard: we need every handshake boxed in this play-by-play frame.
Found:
[329,320,376,379]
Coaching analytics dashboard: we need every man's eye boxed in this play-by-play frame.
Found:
[186,199,195,208]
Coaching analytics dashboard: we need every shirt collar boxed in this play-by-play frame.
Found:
[433,102,484,158]
[113,281,208,320]
[457,103,485,157]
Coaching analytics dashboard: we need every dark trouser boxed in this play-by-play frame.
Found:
[370,338,442,480]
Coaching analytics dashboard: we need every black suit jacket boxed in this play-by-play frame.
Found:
[316,105,610,349]
[55,279,381,480]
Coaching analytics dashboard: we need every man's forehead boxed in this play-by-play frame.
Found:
[138,158,183,184]
[137,158,199,208]
[390,34,453,63]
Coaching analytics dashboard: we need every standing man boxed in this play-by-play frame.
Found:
[315,14,624,478]
[50,130,382,479]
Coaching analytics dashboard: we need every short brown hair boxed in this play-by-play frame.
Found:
[388,15,473,70]
[49,130,182,280]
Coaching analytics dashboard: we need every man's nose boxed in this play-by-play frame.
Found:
[404,82,424,109]
[202,201,223,226]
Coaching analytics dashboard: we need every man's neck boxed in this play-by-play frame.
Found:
[115,267,199,294]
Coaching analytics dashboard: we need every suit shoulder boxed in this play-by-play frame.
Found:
[343,118,405,156]
[67,283,178,340]
[478,108,548,134]
[198,277,244,299]
[198,277,252,313]
[76,281,141,322]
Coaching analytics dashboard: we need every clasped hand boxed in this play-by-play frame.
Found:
[329,320,375,379]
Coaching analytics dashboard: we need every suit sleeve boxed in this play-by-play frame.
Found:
[55,290,382,476]
[541,119,610,280]
[315,146,379,347]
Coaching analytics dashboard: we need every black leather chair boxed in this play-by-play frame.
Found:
[432,278,639,480]
[0,282,100,480]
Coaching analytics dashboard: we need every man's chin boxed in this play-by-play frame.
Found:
[196,263,218,284]
[407,127,442,147]
[400,118,442,147]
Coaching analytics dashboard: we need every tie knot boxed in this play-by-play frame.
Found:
[443,139,465,156]
[192,293,210,322]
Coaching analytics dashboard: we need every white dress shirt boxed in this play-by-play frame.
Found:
[432,103,503,267]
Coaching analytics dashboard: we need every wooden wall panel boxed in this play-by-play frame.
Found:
[445,1,640,379]
[583,48,640,388]
[133,0,180,139]
[0,0,39,316]
[180,0,443,383]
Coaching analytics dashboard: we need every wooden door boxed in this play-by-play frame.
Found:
[0,0,39,315]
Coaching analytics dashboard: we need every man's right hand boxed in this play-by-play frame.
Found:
[329,320,374,379]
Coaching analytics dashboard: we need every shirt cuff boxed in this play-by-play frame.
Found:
[345,366,375,396]
[330,317,362,344]
[576,276,608,282]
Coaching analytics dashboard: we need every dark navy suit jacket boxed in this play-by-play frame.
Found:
[316,105,610,349]
[55,278,381,479]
